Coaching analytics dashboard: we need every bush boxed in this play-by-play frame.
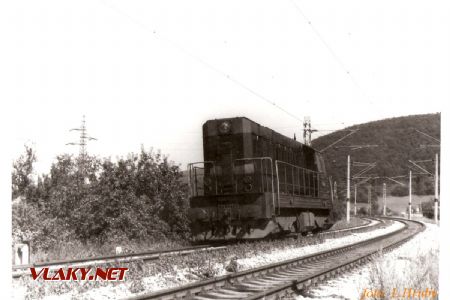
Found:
[390,184,409,197]
[330,199,346,221]
[368,248,439,298]
[12,146,190,257]
[358,207,368,215]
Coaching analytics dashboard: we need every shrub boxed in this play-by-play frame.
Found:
[12,146,190,258]
[390,184,409,197]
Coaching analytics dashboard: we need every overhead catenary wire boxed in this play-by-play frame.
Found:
[97,0,372,146]
[415,129,440,143]
[290,0,368,99]
[98,0,303,123]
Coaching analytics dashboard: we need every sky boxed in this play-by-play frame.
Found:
[1,0,450,290]
[1,0,449,175]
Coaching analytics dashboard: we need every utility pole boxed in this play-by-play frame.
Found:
[303,116,317,146]
[409,170,412,220]
[413,128,440,222]
[408,154,440,223]
[383,183,386,216]
[329,177,334,204]
[303,117,308,145]
[352,160,376,217]
[435,153,439,224]
[353,176,372,216]
[346,155,350,222]
[66,115,97,178]
[333,181,337,201]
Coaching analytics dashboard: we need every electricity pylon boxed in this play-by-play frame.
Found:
[66,115,97,177]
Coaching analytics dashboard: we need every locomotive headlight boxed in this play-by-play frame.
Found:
[244,183,253,192]
[218,121,231,134]
[204,176,213,192]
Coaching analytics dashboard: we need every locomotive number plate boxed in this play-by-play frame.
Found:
[218,204,240,219]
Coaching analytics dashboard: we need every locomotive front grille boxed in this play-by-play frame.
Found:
[220,183,234,194]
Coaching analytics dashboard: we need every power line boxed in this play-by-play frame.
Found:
[319,129,358,152]
[335,145,379,151]
[415,129,440,143]
[290,0,368,98]
[408,159,434,177]
[352,162,376,178]
[99,0,303,123]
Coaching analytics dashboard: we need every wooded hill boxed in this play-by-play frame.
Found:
[312,113,440,197]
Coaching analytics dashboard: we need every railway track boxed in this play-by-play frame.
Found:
[12,245,225,278]
[319,217,382,236]
[123,218,424,300]
[12,217,380,279]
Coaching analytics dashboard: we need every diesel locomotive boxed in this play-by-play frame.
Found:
[188,117,333,241]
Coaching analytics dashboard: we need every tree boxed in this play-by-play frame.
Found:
[72,148,189,242]
[12,145,191,250]
[390,184,408,197]
[358,207,368,215]
[371,196,380,215]
[12,145,36,200]
[312,113,440,196]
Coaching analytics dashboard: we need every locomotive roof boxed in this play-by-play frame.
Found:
[205,117,320,153]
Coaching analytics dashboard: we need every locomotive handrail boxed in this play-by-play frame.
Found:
[275,160,323,174]
[275,161,280,215]
[275,160,325,201]
[187,161,217,197]
[233,157,275,211]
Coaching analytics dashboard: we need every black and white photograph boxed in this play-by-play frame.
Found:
[2,0,449,299]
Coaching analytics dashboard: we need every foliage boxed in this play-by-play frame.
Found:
[12,145,36,200]
[390,184,409,196]
[371,195,380,214]
[12,146,189,255]
[421,199,437,219]
[329,198,346,221]
[17,217,382,299]
[367,246,439,298]
[358,207,368,215]
[312,113,440,197]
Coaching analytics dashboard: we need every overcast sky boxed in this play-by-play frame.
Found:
[2,0,449,174]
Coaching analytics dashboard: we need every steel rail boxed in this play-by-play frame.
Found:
[320,217,382,236]
[12,217,380,279]
[12,245,223,278]
[245,218,424,300]
[123,218,424,300]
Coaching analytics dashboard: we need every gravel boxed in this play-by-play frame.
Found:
[296,222,439,300]
[15,219,408,299]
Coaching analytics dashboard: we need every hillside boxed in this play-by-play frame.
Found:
[384,195,434,214]
[312,113,440,197]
